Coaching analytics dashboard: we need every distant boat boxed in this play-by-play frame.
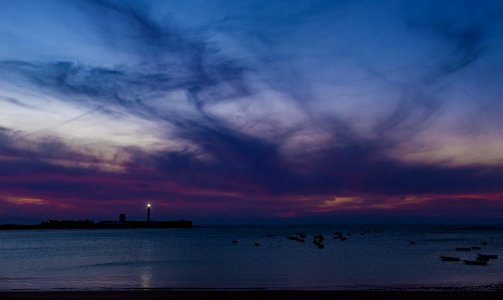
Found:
[481,241,488,246]
[313,234,325,242]
[471,246,481,250]
[266,234,274,238]
[287,236,304,242]
[464,260,487,266]
[455,247,471,251]
[296,232,307,238]
[478,254,498,260]
[441,256,460,262]
[312,237,324,249]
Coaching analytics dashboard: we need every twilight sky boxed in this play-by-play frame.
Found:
[1,0,503,224]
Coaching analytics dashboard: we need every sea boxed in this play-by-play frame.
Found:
[0,225,502,291]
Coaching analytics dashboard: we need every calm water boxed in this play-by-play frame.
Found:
[0,225,502,290]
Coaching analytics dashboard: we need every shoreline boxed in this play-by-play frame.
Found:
[1,289,503,300]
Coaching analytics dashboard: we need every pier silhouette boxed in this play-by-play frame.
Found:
[0,204,192,230]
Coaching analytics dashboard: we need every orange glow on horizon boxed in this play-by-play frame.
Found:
[314,193,503,213]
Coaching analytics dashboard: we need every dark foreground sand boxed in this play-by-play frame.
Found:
[1,290,503,300]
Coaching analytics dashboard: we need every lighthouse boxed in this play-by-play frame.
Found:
[147,203,151,223]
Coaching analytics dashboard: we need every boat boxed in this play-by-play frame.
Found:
[313,234,325,242]
[478,254,498,260]
[441,256,460,261]
[464,260,487,266]
[287,236,305,243]
[471,246,481,250]
[455,247,471,251]
[313,240,324,249]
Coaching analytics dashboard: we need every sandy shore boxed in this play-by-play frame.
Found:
[1,290,503,300]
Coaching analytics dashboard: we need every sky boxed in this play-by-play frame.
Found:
[1,0,503,224]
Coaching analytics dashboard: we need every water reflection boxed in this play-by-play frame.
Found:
[140,268,152,288]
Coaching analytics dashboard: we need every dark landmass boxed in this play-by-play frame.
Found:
[1,290,503,300]
[456,226,503,231]
[0,219,192,230]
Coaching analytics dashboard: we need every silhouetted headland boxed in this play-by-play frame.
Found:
[0,214,192,230]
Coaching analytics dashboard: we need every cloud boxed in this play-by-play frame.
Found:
[0,0,503,222]
[2,196,47,206]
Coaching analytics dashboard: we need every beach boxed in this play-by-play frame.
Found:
[2,290,503,300]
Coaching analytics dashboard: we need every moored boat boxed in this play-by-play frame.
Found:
[464,260,487,266]
[287,236,304,242]
[478,254,498,260]
[455,247,471,251]
[441,256,460,261]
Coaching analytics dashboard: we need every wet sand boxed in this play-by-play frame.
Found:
[1,290,503,300]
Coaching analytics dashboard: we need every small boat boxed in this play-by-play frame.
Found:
[254,242,260,247]
[266,234,274,238]
[340,237,348,241]
[287,236,304,243]
[477,256,490,262]
[231,239,238,244]
[478,254,498,260]
[471,246,481,250]
[313,239,324,248]
[441,256,460,261]
[455,247,471,251]
[481,241,488,246]
[464,260,487,266]
[409,241,416,245]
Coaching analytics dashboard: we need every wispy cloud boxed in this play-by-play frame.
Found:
[0,0,503,222]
